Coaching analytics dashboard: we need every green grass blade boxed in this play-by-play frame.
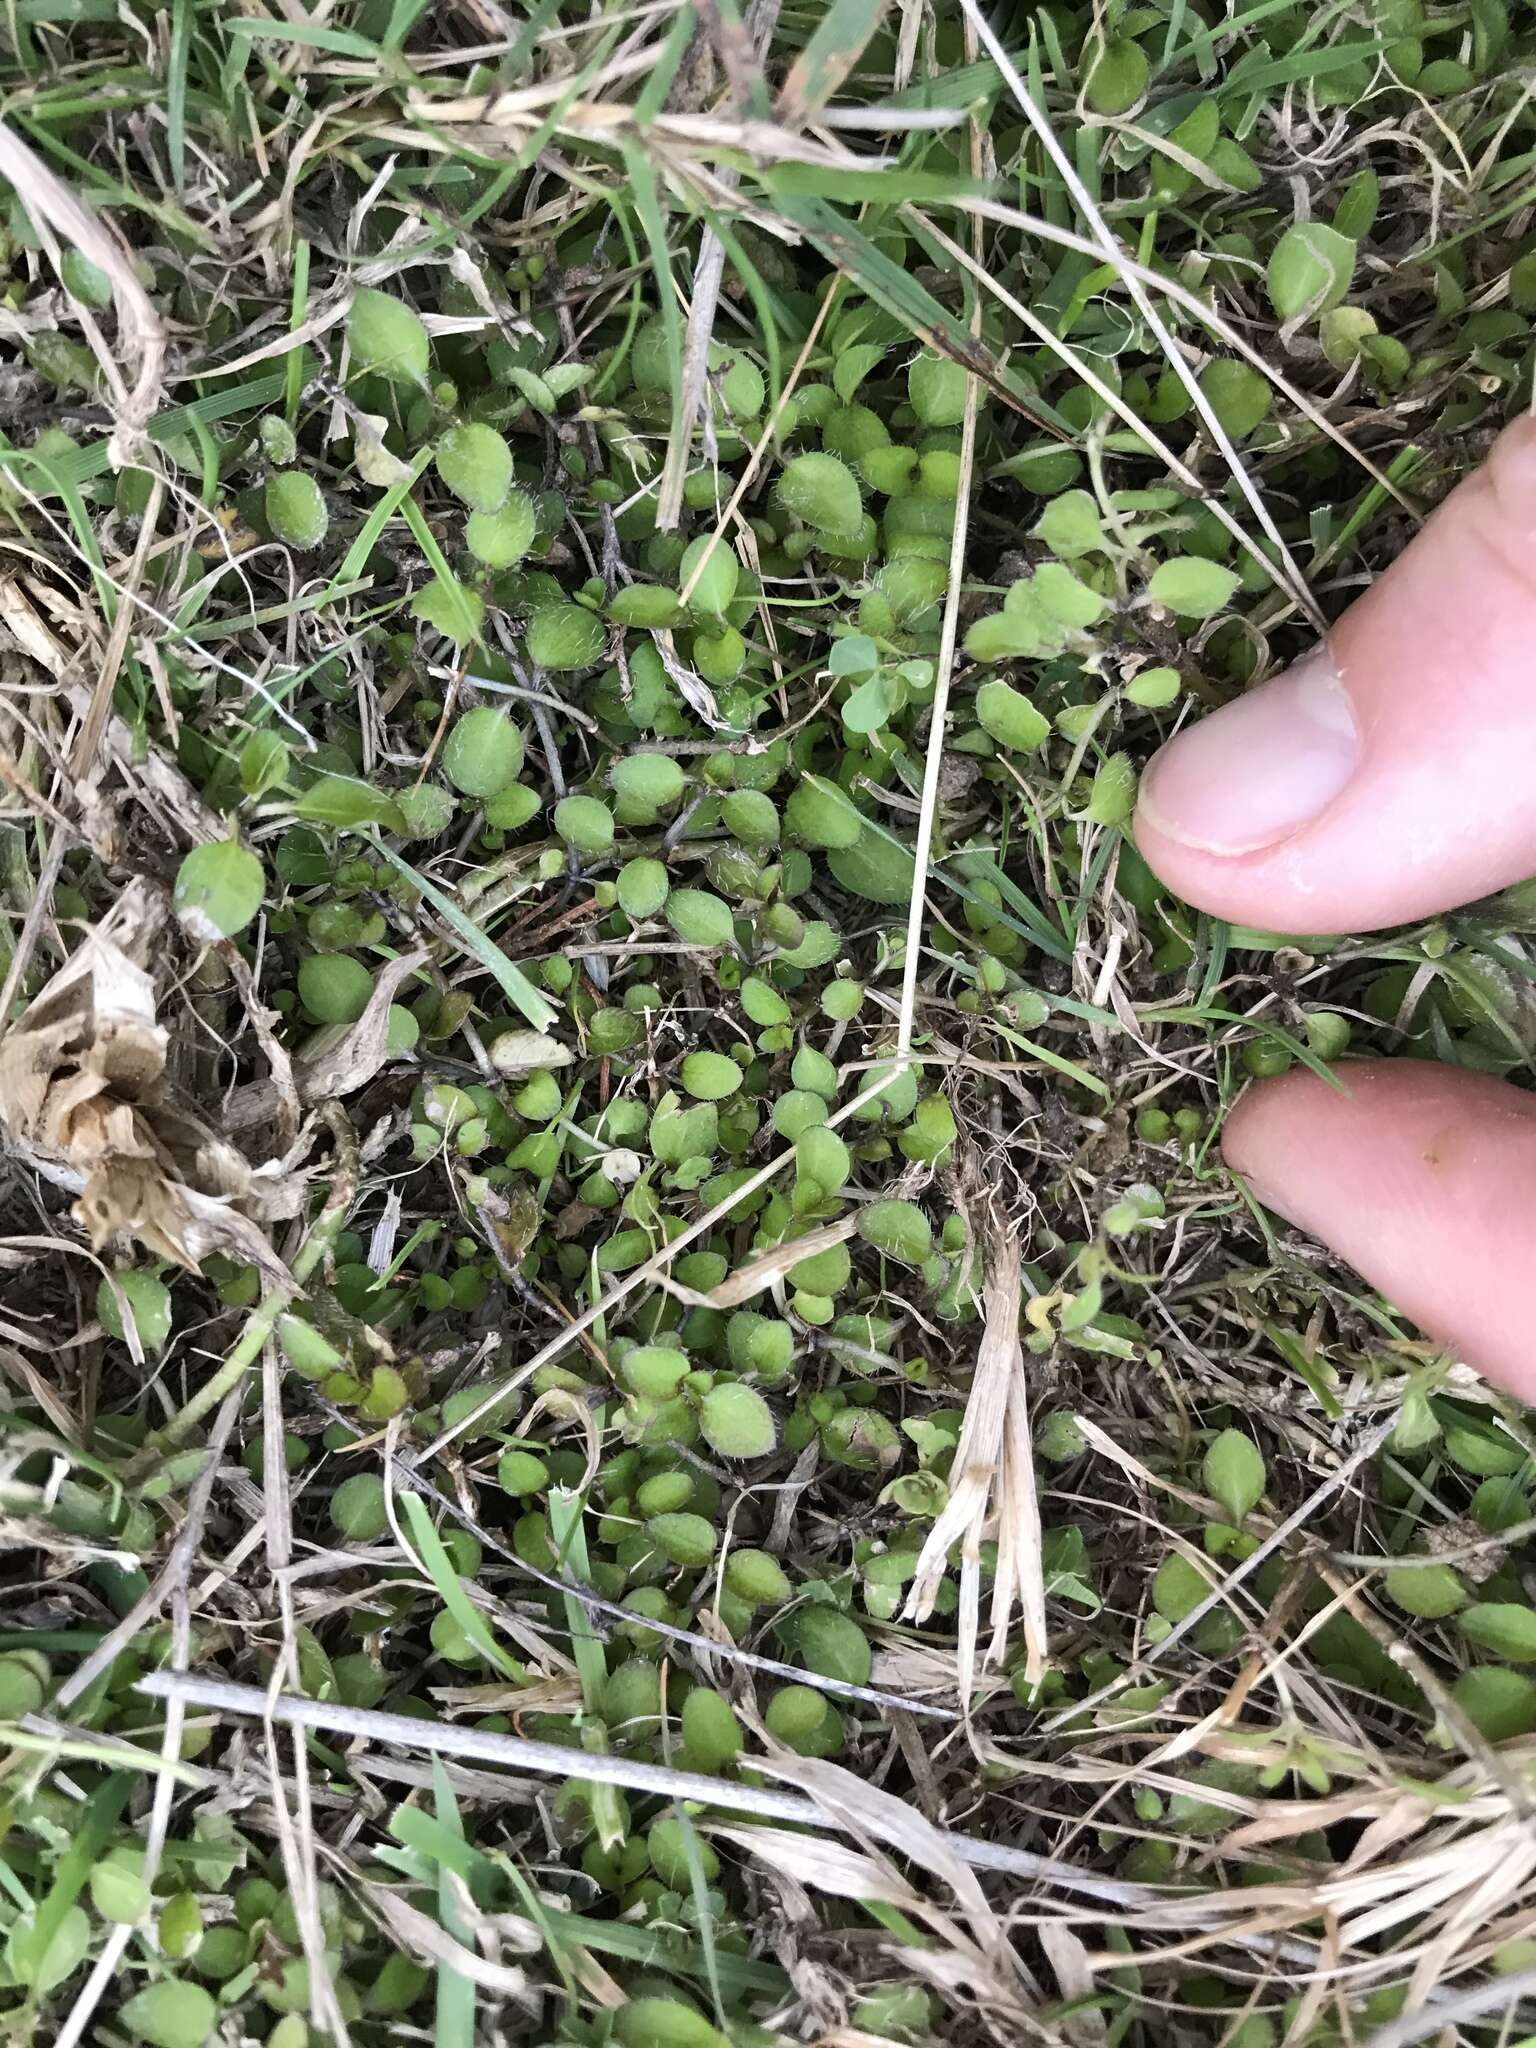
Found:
[369,839,559,1033]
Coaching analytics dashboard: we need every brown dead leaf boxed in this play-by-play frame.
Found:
[0,882,298,1282]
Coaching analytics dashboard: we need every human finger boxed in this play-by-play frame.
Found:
[1134,416,1536,933]
[1223,1060,1536,1398]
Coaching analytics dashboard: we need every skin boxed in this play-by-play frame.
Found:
[1132,417,1536,1401]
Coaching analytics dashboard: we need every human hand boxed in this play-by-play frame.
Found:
[1133,416,1536,1399]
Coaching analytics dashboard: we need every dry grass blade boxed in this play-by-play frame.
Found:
[664,1214,858,1308]
[904,1188,1047,1699]
[0,121,165,457]
[954,0,1321,629]
[131,1673,1165,1905]
[224,947,428,1133]
[712,1824,930,1911]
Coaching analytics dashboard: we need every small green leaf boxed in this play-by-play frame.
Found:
[1084,35,1149,114]
[1126,666,1181,709]
[775,450,862,534]
[699,1382,777,1459]
[294,773,407,833]
[527,603,605,670]
[1203,1429,1265,1522]
[1459,1604,1536,1663]
[1383,1562,1466,1618]
[412,573,484,643]
[908,349,969,426]
[441,706,524,797]
[436,422,513,514]
[666,889,736,949]
[679,534,739,619]
[239,730,290,799]
[680,1050,743,1100]
[1267,222,1357,322]
[841,672,892,735]
[173,839,264,939]
[1086,752,1137,827]
[5,1906,89,1993]
[1147,557,1241,619]
[1036,489,1107,559]
[554,794,615,856]
[834,342,886,404]
[348,288,430,384]
[617,856,669,919]
[465,489,537,568]
[1452,1665,1536,1742]
[857,1199,931,1266]
[1153,1552,1213,1622]
[609,583,686,629]
[975,679,1050,751]
[121,1977,219,2046]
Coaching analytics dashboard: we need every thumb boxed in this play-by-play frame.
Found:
[1225,1062,1536,1400]
[1135,416,1536,933]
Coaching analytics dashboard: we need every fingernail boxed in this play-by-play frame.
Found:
[1138,649,1360,856]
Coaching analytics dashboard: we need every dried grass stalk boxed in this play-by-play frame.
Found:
[0,120,165,460]
[904,1192,1047,1700]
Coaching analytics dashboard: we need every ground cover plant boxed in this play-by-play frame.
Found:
[0,0,1535,2043]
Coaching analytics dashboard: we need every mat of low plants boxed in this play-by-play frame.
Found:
[0,2,1534,2045]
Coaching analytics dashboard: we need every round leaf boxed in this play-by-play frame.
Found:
[174,840,264,940]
